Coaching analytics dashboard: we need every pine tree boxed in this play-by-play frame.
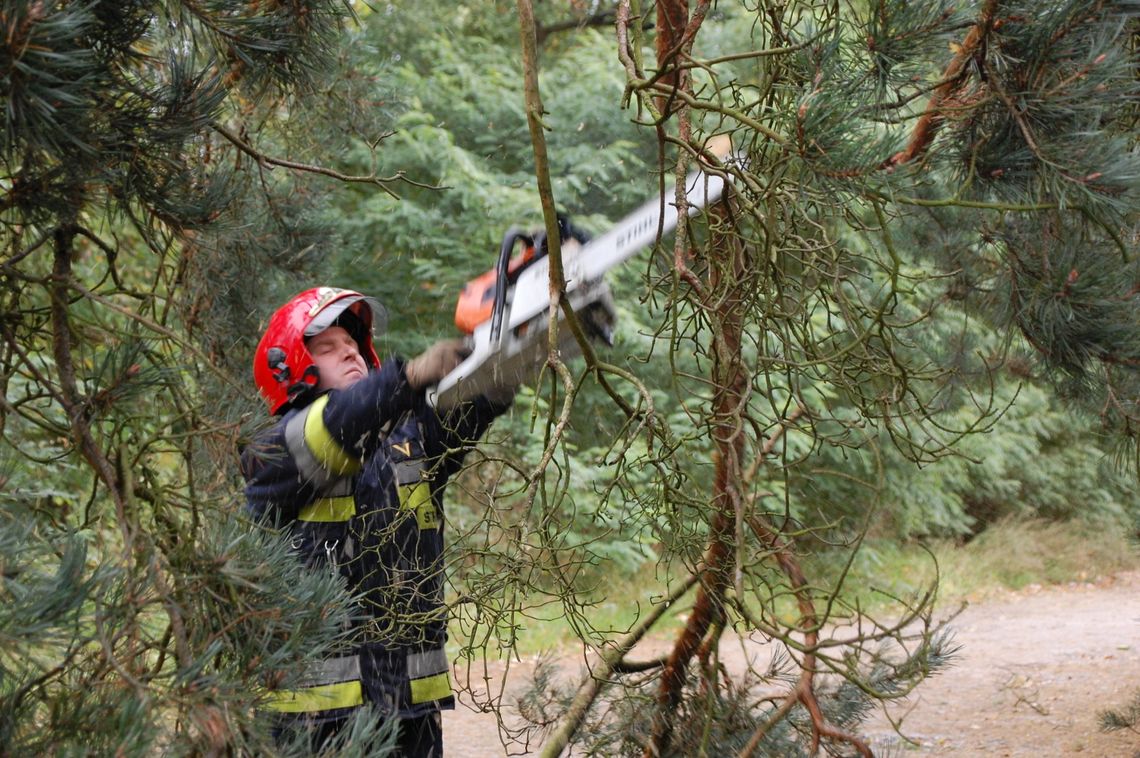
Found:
[496,0,1140,755]
[3,0,1137,755]
[0,2,398,753]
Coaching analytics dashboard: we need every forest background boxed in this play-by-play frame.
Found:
[2,1,1139,756]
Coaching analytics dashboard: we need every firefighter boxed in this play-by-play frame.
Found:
[242,286,512,756]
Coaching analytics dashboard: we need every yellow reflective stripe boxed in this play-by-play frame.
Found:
[303,395,362,476]
[298,496,356,522]
[399,482,438,530]
[263,680,364,713]
[409,672,452,705]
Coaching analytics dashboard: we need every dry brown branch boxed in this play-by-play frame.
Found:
[883,0,999,169]
[653,0,690,117]
[647,162,747,758]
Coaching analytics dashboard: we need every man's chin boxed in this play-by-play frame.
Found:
[333,369,364,388]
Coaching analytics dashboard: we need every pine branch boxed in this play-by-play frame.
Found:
[885,0,999,169]
[49,226,132,545]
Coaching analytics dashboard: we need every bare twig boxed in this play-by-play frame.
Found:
[210,122,434,197]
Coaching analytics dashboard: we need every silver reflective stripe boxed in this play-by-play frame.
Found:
[286,412,360,497]
[324,476,354,497]
[392,458,425,486]
[301,655,361,687]
[285,406,336,488]
[407,648,448,679]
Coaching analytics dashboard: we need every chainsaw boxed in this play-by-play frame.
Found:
[427,138,735,409]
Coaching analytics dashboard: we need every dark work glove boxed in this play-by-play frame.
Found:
[406,339,470,390]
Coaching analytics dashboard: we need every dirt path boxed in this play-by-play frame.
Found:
[443,572,1140,756]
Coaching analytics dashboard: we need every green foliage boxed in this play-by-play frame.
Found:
[0,512,123,752]
[327,16,651,353]
[1100,688,1140,735]
[795,350,1140,540]
[0,1,404,753]
[951,0,1140,212]
[0,506,375,755]
[3,0,1140,753]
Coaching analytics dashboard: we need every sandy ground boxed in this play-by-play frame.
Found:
[442,572,1140,756]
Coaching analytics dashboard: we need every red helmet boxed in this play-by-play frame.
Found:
[253,287,386,414]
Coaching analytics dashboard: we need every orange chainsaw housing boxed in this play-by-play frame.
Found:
[454,240,538,334]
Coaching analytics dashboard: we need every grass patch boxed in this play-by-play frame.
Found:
[928,518,1140,600]
[449,560,691,658]
[823,518,1140,611]
[451,519,1140,657]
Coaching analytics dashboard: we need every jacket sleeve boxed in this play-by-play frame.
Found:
[309,357,416,461]
[241,420,309,525]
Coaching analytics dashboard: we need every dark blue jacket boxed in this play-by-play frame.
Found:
[242,357,504,722]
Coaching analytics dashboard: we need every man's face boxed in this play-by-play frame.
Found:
[307,326,369,392]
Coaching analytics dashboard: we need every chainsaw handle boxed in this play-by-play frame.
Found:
[491,229,533,343]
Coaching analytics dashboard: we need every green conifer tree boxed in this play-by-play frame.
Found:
[495,0,1140,755]
[2,0,1137,755]
[0,2,398,754]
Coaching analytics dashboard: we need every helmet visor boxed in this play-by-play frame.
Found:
[304,294,388,338]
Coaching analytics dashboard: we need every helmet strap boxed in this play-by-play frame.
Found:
[285,365,321,407]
